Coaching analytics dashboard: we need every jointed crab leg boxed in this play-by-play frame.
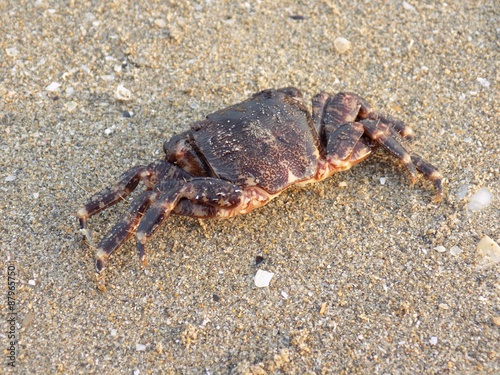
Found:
[78,165,149,244]
[361,119,417,181]
[94,190,156,272]
[410,154,443,201]
[134,178,246,266]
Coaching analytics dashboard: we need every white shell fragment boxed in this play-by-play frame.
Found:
[467,187,492,212]
[456,184,469,200]
[429,336,438,345]
[402,2,417,12]
[115,84,132,101]
[154,18,167,28]
[254,269,274,288]
[477,77,490,87]
[45,82,61,92]
[449,246,463,256]
[476,236,500,270]
[334,37,351,54]
[65,101,77,112]
[434,246,446,253]
[6,47,19,57]
[135,343,146,351]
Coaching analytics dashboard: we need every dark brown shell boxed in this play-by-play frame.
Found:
[190,89,320,194]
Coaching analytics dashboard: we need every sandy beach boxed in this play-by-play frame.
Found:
[1,1,498,373]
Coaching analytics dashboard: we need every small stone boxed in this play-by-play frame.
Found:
[429,336,438,345]
[28,279,36,286]
[45,82,61,92]
[476,235,500,270]
[467,187,492,212]
[439,303,449,310]
[281,291,288,299]
[434,246,446,253]
[156,342,163,353]
[5,175,16,182]
[115,84,132,101]
[104,126,115,136]
[334,37,351,54]
[319,302,327,315]
[449,246,463,256]
[380,177,386,185]
[136,343,146,351]
[110,329,117,336]
[254,269,274,288]
[492,317,500,326]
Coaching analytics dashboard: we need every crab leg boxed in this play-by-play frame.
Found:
[361,119,417,182]
[411,154,443,201]
[133,178,245,267]
[94,190,157,273]
[78,165,149,243]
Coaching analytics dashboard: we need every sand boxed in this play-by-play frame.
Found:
[1,1,498,373]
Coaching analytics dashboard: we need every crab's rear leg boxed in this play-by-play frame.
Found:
[361,119,443,200]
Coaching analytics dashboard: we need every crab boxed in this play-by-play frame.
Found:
[78,87,442,287]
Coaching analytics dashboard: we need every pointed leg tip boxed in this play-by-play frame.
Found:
[95,270,107,292]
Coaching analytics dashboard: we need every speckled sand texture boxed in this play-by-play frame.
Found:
[1,1,499,373]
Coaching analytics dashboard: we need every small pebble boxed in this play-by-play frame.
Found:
[28,279,36,286]
[334,37,351,54]
[255,255,264,266]
[45,82,61,92]
[254,269,274,288]
[115,84,132,101]
[104,126,115,136]
[492,317,500,326]
[449,246,463,256]
[380,177,386,185]
[136,343,146,351]
[434,246,446,253]
[110,329,117,336]
[429,336,438,345]
[281,291,288,299]
[467,187,492,212]
[5,175,16,182]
